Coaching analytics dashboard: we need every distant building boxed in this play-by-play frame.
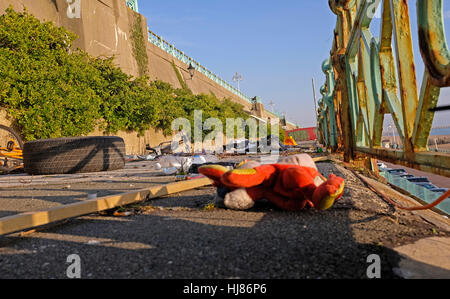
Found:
[285,127,318,142]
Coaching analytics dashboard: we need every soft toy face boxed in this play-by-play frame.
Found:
[198,154,345,212]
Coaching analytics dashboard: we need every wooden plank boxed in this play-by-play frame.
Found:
[0,178,212,236]
[312,156,331,163]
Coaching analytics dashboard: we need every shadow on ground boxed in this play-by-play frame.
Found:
[0,162,448,279]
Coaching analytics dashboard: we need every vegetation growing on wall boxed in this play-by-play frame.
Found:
[130,13,149,77]
[0,8,285,142]
[171,60,189,91]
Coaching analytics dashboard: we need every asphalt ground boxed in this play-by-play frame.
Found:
[0,160,449,279]
[0,160,176,218]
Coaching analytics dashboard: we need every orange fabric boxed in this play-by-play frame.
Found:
[199,163,345,211]
[284,136,297,146]
[198,165,229,186]
[312,174,345,208]
[246,187,311,211]
[221,165,277,189]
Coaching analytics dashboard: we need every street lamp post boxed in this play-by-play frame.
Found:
[388,123,397,149]
[312,78,318,126]
[232,72,243,91]
[268,100,275,113]
[188,63,196,79]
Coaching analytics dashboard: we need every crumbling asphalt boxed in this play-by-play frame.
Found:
[0,160,448,279]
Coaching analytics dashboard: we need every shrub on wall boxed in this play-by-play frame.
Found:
[0,8,104,140]
[130,13,149,77]
[171,60,189,92]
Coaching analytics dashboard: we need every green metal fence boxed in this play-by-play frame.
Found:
[318,0,450,177]
[126,0,139,12]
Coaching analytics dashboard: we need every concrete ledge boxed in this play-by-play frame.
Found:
[393,237,450,279]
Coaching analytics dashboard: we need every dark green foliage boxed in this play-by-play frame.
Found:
[130,14,149,77]
[0,8,102,140]
[171,60,189,91]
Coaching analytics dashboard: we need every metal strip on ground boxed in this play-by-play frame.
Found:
[0,177,212,236]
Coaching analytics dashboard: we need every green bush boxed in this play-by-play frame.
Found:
[0,7,283,142]
[0,8,103,140]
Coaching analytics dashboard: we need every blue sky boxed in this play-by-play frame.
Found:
[139,0,450,129]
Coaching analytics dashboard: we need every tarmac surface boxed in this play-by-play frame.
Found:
[0,158,449,279]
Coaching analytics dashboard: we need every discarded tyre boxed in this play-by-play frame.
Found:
[23,136,126,175]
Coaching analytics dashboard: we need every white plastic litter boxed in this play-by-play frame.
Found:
[162,167,179,175]
[156,156,193,174]
[192,155,207,165]
[202,154,219,163]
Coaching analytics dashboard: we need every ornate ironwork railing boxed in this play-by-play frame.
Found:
[147,31,298,126]
[126,0,139,12]
[148,30,254,104]
[125,0,295,126]
[318,0,450,177]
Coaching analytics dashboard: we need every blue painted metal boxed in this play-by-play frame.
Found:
[321,58,338,148]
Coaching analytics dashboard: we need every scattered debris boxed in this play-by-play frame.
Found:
[203,203,216,211]
[126,154,156,162]
[189,161,236,174]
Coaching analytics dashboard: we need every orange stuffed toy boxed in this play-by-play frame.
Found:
[199,156,345,211]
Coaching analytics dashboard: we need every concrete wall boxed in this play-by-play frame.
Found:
[0,0,293,153]
[145,41,254,112]
[90,126,173,155]
[0,0,255,109]
[0,0,142,77]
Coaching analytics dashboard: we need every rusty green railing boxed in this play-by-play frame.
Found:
[126,0,139,12]
[318,0,450,177]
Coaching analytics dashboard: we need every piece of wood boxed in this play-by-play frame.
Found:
[312,156,331,163]
[0,177,212,236]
